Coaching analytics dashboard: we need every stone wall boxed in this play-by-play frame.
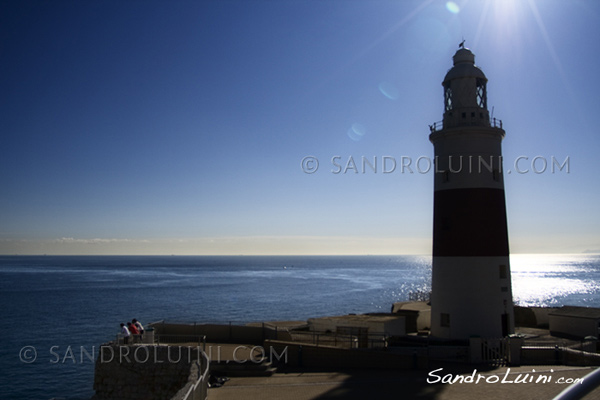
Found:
[92,344,206,400]
[514,306,559,328]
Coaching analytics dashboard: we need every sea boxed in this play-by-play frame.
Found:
[1,254,599,399]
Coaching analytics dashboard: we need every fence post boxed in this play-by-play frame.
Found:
[507,334,524,366]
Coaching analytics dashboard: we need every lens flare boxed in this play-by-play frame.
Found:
[347,123,366,141]
[378,81,399,100]
[446,1,460,14]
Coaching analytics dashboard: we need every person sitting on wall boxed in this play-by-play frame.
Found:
[127,322,139,342]
[127,322,140,343]
[120,323,130,345]
[132,319,144,338]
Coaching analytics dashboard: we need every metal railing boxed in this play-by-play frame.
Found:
[521,340,600,367]
[148,320,282,346]
[155,334,207,350]
[181,349,210,400]
[288,330,388,349]
[113,331,206,349]
[114,333,146,344]
[429,117,503,132]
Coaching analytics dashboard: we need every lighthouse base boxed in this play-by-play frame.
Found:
[430,256,514,340]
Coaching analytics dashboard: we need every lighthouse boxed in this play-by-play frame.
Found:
[429,47,514,339]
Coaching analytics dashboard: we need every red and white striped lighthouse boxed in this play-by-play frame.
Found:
[429,47,514,339]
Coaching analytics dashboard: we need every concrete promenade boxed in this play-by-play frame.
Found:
[208,365,600,400]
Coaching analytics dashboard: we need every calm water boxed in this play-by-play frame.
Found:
[0,254,599,399]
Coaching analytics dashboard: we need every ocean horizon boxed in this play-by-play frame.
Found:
[1,253,599,399]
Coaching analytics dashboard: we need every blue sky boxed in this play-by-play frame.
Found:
[1,0,599,255]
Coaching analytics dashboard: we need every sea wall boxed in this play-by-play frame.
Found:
[514,306,558,328]
[91,344,207,400]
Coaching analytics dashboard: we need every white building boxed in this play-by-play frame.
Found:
[307,314,406,347]
[429,47,514,339]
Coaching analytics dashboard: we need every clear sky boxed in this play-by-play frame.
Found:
[1,0,599,255]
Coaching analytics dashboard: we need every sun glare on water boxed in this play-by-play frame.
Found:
[510,254,600,307]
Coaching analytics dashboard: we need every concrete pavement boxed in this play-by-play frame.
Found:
[208,365,600,400]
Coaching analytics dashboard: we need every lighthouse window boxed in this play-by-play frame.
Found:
[476,78,487,108]
[499,265,507,279]
[444,84,453,111]
[441,313,450,327]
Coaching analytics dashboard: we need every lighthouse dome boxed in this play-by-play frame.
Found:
[443,48,487,82]
[453,48,475,64]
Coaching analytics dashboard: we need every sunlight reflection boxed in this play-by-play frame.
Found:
[510,254,600,307]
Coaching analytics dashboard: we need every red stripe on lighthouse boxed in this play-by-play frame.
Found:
[433,188,509,257]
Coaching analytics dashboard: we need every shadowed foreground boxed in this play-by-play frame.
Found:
[207,366,600,400]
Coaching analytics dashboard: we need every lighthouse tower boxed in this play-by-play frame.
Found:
[429,47,514,339]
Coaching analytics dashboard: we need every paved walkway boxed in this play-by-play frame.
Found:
[208,365,600,400]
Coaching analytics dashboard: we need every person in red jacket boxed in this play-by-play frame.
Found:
[127,322,139,342]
